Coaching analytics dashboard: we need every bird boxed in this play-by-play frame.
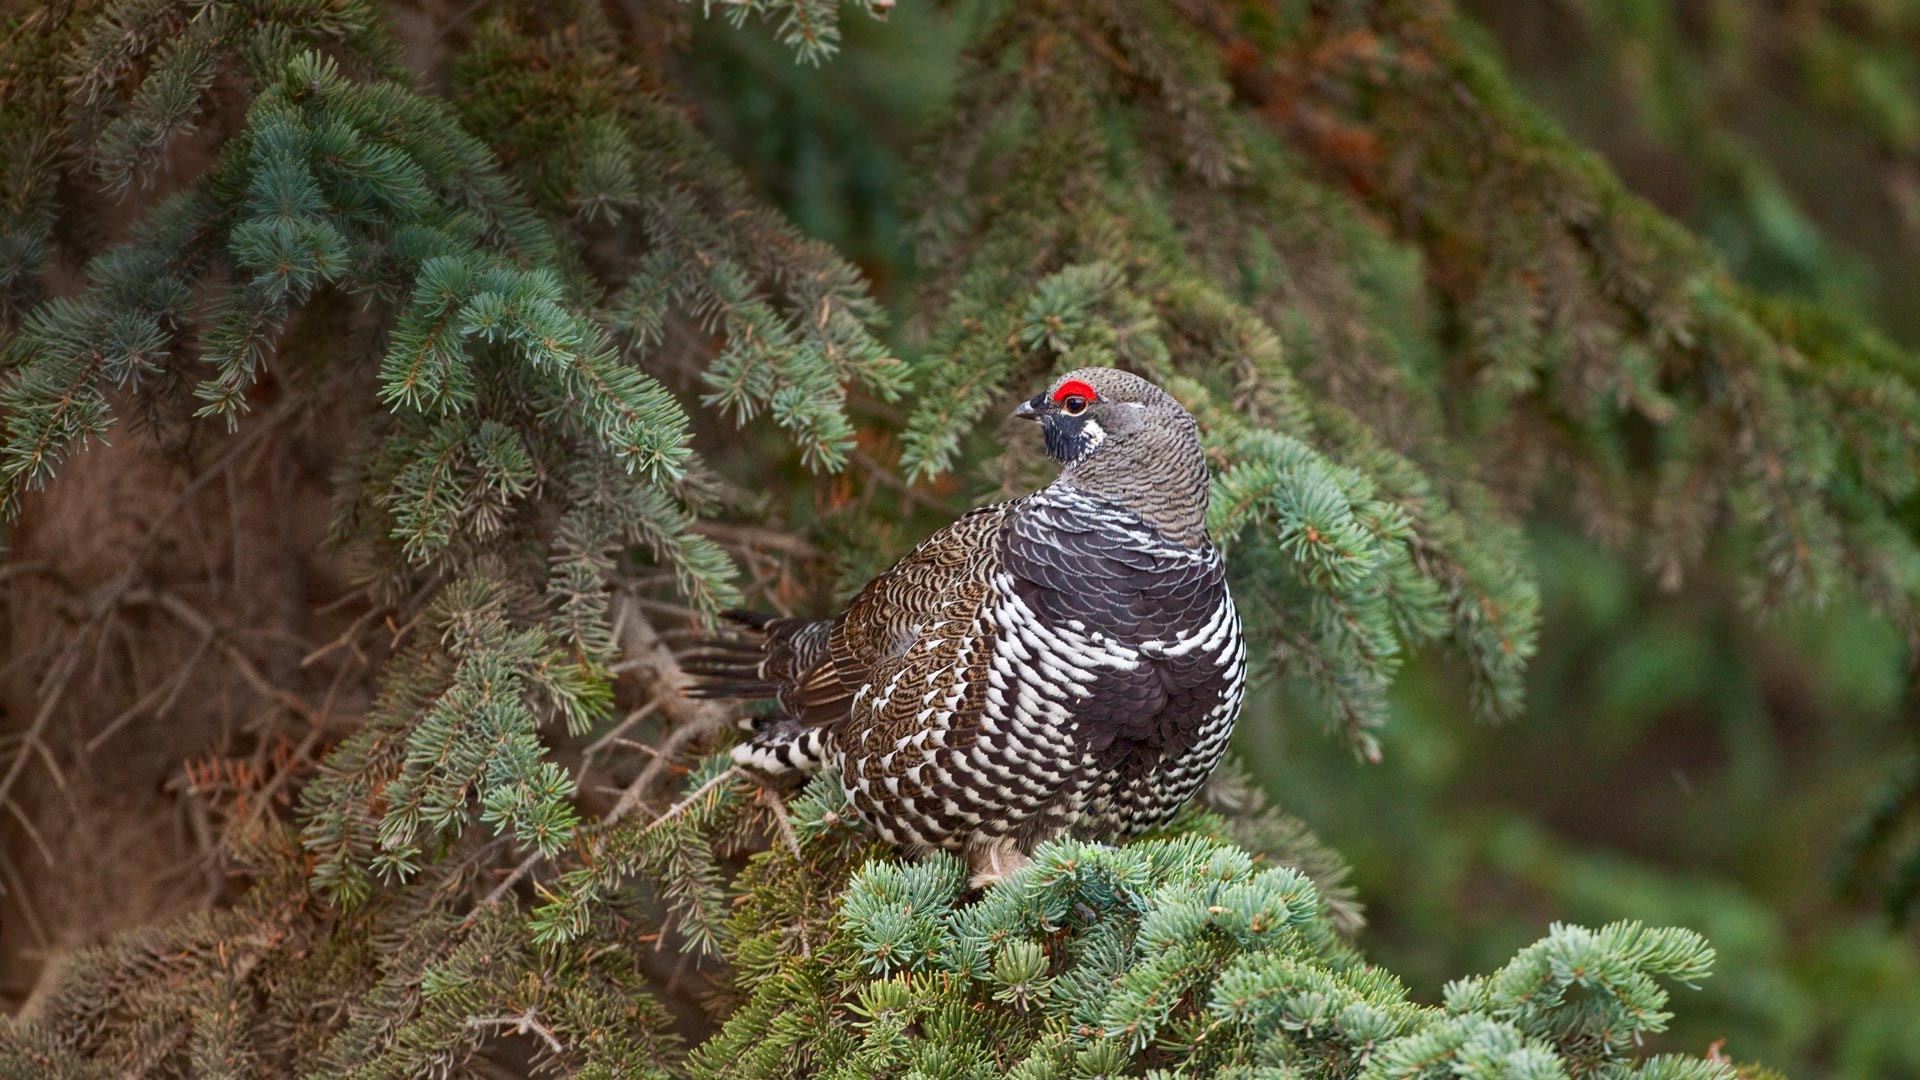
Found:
[683,367,1246,885]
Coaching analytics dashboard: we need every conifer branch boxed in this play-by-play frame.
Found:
[0,2,1895,1075]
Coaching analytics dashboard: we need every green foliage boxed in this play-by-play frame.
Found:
[299,576,606,902]
[4,0,1920,1076]
[688,0,895,66]
[695,821,1730,1080]
[447,8,907,472]
[0,0,897,902]
[527,755,756,954]
[1270,527,1920,1078]
[893,0,1557,751]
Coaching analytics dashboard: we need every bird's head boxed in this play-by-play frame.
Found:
[1012,367,1197,469]
[1013,367,1211,545]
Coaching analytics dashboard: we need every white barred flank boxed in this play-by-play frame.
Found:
[730,725,829,776]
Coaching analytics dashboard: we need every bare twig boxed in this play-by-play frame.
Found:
[581,701,659,766]
[86,634,214,752]
[691,520,822,559]
[3,796,54,866]
[0,641,60,683]
[466,1010,565,1056]
[759,785,804,861]
[26,737,68,799]
[466,595,742,916]
[587,596,744,834]
[300,601,387,669]
[0,560,51,582]
[0,642,84,815]
[0,571,150,828]
[134,394,298,559]
[472,763,746,916]
[616,763,743,832]
[0,851,49,948]
[606,596,737,816]
[239,727,323,833]
[125,588,323,725]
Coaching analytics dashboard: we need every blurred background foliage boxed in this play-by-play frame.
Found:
[675,3,1920,1076]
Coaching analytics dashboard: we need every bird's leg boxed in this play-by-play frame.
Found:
[966,837,1029,889]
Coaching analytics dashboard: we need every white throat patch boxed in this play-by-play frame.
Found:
[1079,419,1106,455]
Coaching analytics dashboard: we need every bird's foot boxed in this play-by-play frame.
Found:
[966,839,1029,890]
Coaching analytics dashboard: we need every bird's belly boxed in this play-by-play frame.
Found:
[836,728,1096,851]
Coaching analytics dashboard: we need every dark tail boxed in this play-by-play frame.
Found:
[680,609,784,700]
[683,612,844,774]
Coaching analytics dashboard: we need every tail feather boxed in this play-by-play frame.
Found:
[679,644,781,699]
[679,611,829,691]
[717,608,776,630]
[681,681,783,700]
[682,612,840,775]
[678,611,782,701]
[678,610,832,706]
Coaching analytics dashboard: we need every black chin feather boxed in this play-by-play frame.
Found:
[1042,415,1092,463]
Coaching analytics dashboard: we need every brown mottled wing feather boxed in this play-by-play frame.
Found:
[800,502,1014,725]
[837,574,1000,848]
[684,502,1017,729]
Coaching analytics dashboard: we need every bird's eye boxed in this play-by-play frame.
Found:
[1061,395,1088,416]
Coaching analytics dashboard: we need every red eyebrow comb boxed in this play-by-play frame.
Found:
[1051,379,1097,402]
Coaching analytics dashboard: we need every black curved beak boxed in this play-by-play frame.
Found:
[1012,394,1045,421]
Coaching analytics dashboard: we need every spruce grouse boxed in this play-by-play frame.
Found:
[685,368,1246,884]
